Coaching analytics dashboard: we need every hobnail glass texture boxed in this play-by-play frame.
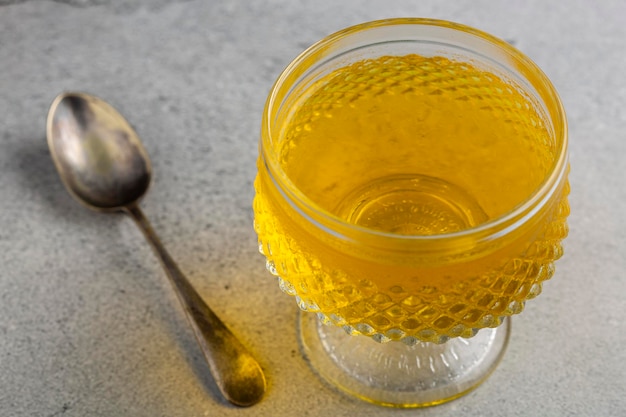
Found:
[254,179,569,344]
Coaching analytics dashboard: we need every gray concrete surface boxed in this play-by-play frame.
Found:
[1,1,624,416]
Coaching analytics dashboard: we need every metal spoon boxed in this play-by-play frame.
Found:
[46,92,266,407]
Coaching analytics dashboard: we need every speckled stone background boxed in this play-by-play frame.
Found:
[1,1,624,416]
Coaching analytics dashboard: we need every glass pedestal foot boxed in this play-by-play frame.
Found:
[299,312,511,408]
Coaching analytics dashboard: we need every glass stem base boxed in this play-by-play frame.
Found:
[298,312,511,408]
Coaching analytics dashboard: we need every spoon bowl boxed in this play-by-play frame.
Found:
[46,92,266,407]
[48,93,151,210]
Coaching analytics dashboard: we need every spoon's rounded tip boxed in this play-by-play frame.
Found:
[225,366,267,407]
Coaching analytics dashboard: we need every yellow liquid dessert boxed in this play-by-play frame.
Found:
[254,54,569,343]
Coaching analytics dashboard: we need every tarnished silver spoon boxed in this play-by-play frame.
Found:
[46,92,266,407]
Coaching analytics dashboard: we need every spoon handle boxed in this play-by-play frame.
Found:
[124,204,266,407]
